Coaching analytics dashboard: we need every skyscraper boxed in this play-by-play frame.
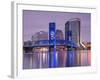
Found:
[65,18,80,47]
[65,18,80,67]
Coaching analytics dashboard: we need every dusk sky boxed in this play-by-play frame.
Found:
[23,10,91,42]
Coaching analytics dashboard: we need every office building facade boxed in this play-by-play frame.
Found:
[65,18,80,47]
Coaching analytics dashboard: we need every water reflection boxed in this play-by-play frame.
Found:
[23,48,91,69]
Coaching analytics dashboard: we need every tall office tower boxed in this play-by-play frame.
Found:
[49,22,58,68]
[65,18,80,67]
[65,18,80,47]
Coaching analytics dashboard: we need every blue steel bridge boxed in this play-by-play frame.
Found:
[23,40,78,50]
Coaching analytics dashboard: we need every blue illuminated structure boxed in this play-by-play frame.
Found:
[49,22,58,68]
[49,23,56,45]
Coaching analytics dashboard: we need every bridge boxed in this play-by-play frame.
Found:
[23,40,78,50]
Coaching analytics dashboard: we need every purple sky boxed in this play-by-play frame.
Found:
[23,10,91,42]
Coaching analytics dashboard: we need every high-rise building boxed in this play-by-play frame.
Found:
[65,18,80,47]
[56,29,64,40]
[56,29,64,45]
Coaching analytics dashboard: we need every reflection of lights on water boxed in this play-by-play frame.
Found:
[39,47,49,68]
[40,47,48,61]
[88,50,91,65]
[42,53,46,62]
[40,47,48,52]
[23,46,91,69]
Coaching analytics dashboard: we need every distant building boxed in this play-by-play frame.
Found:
[82,42,91,49]
[56,29,64,45]
[24,40,33,46]
[56,29,64,40]
[23,40,33,53]
[37,31,48,40]
[32,31,48,45]
[31,33,39,44]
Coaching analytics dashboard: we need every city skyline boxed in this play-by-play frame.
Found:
[23,10,91,42]
[23,21,91,69]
